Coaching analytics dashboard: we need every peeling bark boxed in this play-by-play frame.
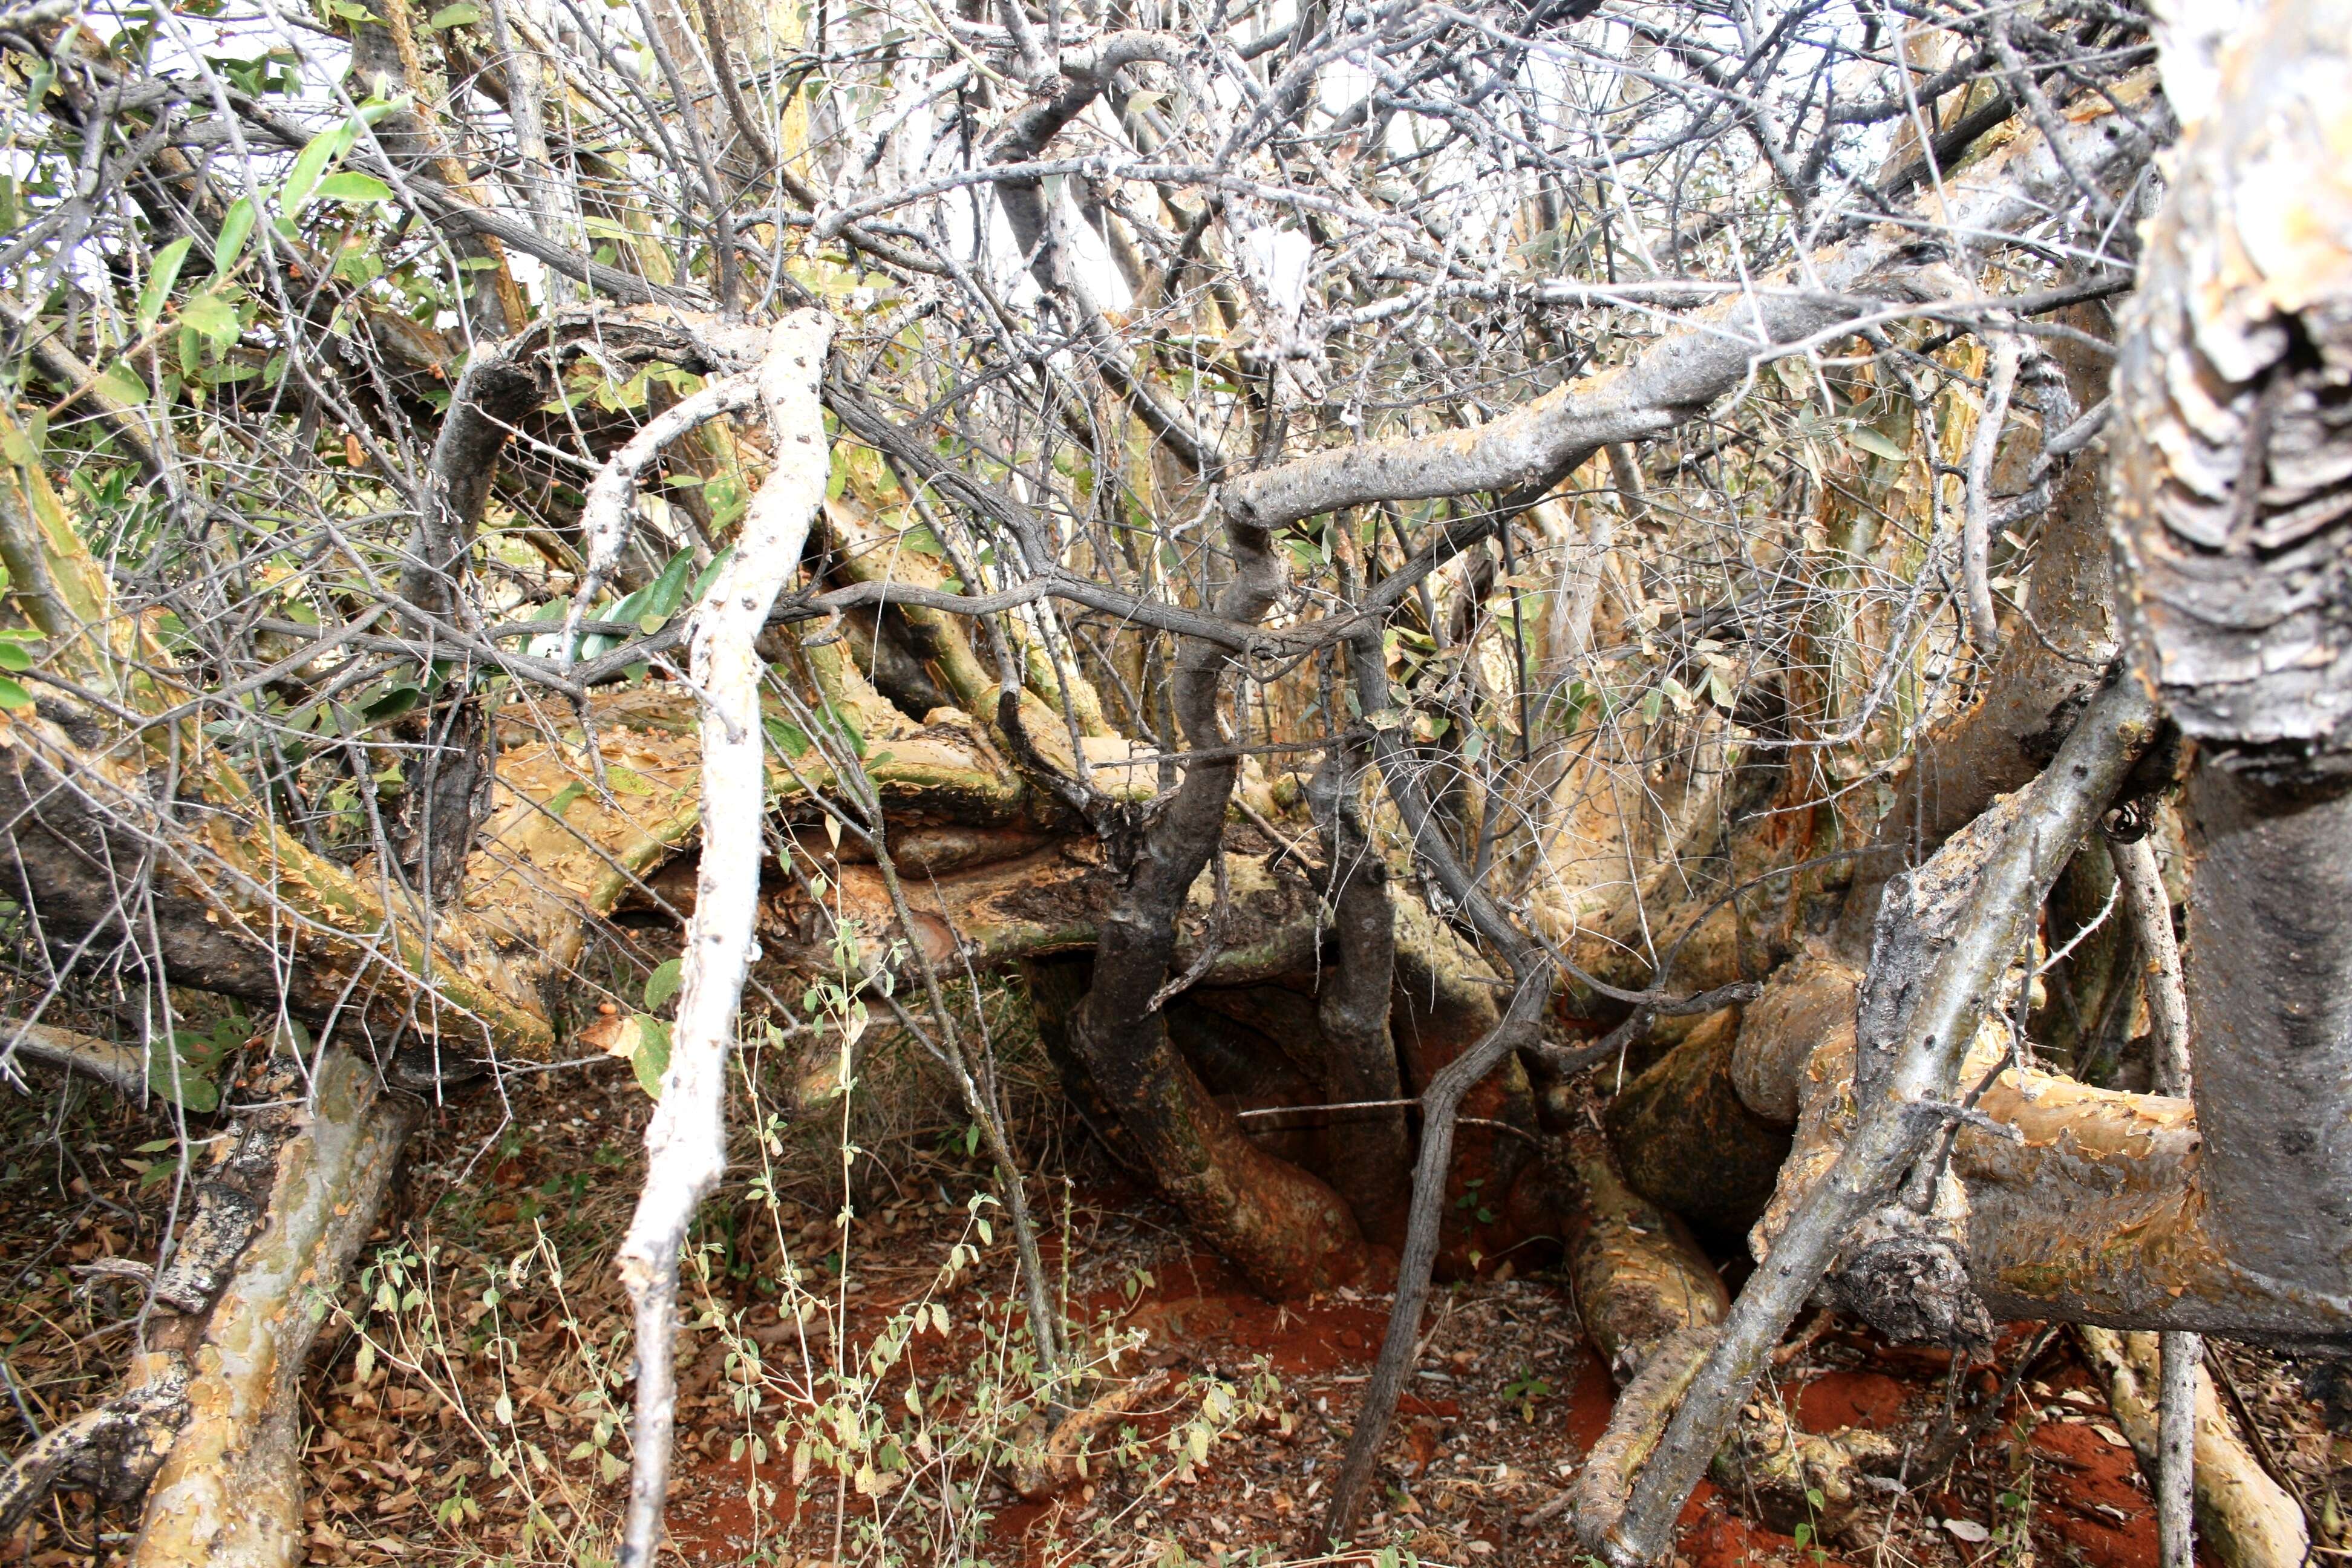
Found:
[0,1361,188,1538]
[126,1048,419,1568]
[2112,0,2352,1310]
[1581,670,2156,1566]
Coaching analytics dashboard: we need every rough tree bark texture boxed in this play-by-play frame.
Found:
[128,1049,419,1568]
[1582,671,2158,1565]
[2110,0,2352,1313]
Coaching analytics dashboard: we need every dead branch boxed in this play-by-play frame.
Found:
[1581,668,2157,1566]
[611,308,835,1568]
[0,1017,148,1097]
[0,1364,188,1538]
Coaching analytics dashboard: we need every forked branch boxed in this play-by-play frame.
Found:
[612,309,835,1568]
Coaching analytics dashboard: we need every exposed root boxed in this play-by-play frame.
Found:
[1008,1370,1173,1501]
[128,1048,419,1568]
[1581,671,2157,1565]
[1558,1124,1728,1383]
[1604,1008,1789,1236]
[2076,1326,2308,1568]
[1710,1399,1903,1542]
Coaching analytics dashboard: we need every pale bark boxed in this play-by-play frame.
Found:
[2078,1326,2308,1568]
[612,309,834,1568]
[128,1048,418,1568]
[1558,1125,1728,1383]
[0,1018,149,1096]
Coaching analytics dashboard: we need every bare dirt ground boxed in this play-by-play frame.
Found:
[7,1039,2350,1568]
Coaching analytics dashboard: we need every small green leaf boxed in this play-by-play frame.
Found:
[96,361,150,407]
[312,171,391,204]
[630,1016,672,1098]
[0,676,36,710]
[689,548,732,601]
[178,292,241,345]
[543,780,587,817]
[282,120,359,211]
[0,642,29,673]
[428,2,480,25]
[1848,425,1907,462]
[214,198,257,273]
[642,958,683,1010]
[142,1037,220,1111]
[138,237,194,331]
[638,548,697,622]
[763,717,809,759]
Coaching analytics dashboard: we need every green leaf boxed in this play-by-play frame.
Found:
[312,171,391,204]
[96,361,150,407]
[428,2,480,25]
[689,548,731,601]
[638,548,697,623]
[1848,425,1907,462]
[139,237,194,331]
[178,292,241,346]
[0,642,29,672]
[0,678,31,710]
[214,198,257,273]
[643,958,684,1011]
[763,717,809,759]
[543,780,587,818]
[282,121,358,212]
[142,1037,220,1111]
[630,1016,672,1098]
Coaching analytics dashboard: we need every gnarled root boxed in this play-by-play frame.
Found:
[2075,1328,2308,1568]
[1605,1009,1789,1238]
[1710,1399,1903,1543]
[1559,1125,1728,1383]
[128,1047,419,1568]
[1008,1370,1173,1500]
